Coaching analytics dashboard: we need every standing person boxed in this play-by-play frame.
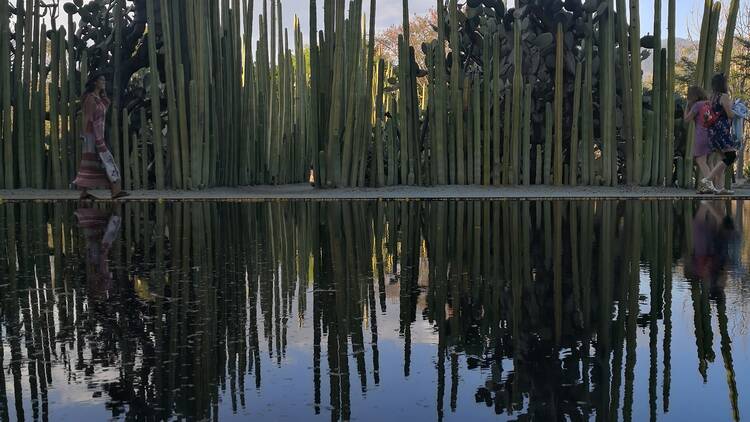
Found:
[684,86,715,193]
[73,74,129,199]
[704,73,738,195]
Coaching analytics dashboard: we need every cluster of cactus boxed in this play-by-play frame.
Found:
[0,0,744,190]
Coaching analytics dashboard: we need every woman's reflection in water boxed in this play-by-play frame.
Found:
[75,206,122,296]
[685,200,741,422]
[688,200,738,290]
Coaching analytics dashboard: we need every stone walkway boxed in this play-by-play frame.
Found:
[2,183,750,201]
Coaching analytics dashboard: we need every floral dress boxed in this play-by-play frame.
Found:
[708,96,737,152]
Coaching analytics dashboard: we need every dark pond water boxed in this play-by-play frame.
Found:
[0,200,749,421]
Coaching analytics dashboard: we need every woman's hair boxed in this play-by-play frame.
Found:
[83,73,105,96]
[687,86,707,105]
[711,73,728,95]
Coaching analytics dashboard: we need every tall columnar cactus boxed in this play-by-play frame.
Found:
[651,0,662,186]
[450,0,465,185]
[600,0,616,186]
[703,2,722,89]
[49,29,62,189]
[695,0,713,88]
[721,0,740,77]
[146,0,165,189]
[434,0,447,185]
[503,84,511,184]
[582,16,594,186]
[666,0,676,188]
[510,19,522,186]
[375,58,386,187]
[473,76,482,185]
[570,61,583,187]
[492,33,502,186]
[59,25,70,184]
[616,0,634,185]
[482,33,491,187]
[0,0,11,187]
[159,0,182,188]
[522,82,532,186]
[630,0,643,186]
[325,0,346,187]
[554,23,564,186]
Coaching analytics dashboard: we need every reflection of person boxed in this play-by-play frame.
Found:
[73,74,128,200]
[75,207,122,295]
[687,201,737,286]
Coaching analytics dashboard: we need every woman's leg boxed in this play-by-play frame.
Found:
[110,182,129,198]
[708,150,737,191]
[696,156,711,179]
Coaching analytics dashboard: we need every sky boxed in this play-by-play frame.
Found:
[276,0,708,44]
[45,0,711,46]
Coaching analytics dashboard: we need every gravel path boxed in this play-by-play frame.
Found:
[2,183,750,201]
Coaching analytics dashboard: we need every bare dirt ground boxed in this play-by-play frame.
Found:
[2,183,750,201]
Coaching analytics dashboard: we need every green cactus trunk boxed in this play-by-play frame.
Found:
[630,0,644,186]
[492,34,502,186]
[522,82,532,186]
[146,0,165,189]
[721,0,740,77]
[570,61,583,187]
[473,77,482,185]
[482,39,491,187]
[450,0,465,185]
[666,0,676,188]
[554,23,564,186]
[544,103,553,185]
[617,0,634,185]
[0,0,9,187]
[703,2,722,89]
[510,21,522,186]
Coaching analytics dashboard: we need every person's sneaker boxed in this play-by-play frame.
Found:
[700,178,718,193]
[716,188,735,195]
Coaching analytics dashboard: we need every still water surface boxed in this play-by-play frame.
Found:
[0,200,749,421]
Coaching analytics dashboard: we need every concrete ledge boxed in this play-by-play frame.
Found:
[2,184,750,202]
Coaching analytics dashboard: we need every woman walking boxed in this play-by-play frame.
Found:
[703,73,738,195]
[684,86,715,194]
[73,74,128,199]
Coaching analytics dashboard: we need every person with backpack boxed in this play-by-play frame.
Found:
[703,73,738,195]
[684,86,715,193]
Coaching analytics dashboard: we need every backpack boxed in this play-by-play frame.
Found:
[698,102,720,128]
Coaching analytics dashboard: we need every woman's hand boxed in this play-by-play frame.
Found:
[721,94,736,119]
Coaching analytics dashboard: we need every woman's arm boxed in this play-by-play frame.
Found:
[684,102,696,123]
[721,94,736,119]
[82,95,96,128]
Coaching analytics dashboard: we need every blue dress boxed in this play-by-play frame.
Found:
[708,96,738,151]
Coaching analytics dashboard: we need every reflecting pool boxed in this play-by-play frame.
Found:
[0,200,749,421]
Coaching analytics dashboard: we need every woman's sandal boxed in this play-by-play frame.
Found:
[79,191,96,200]
[111,191,130,199]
